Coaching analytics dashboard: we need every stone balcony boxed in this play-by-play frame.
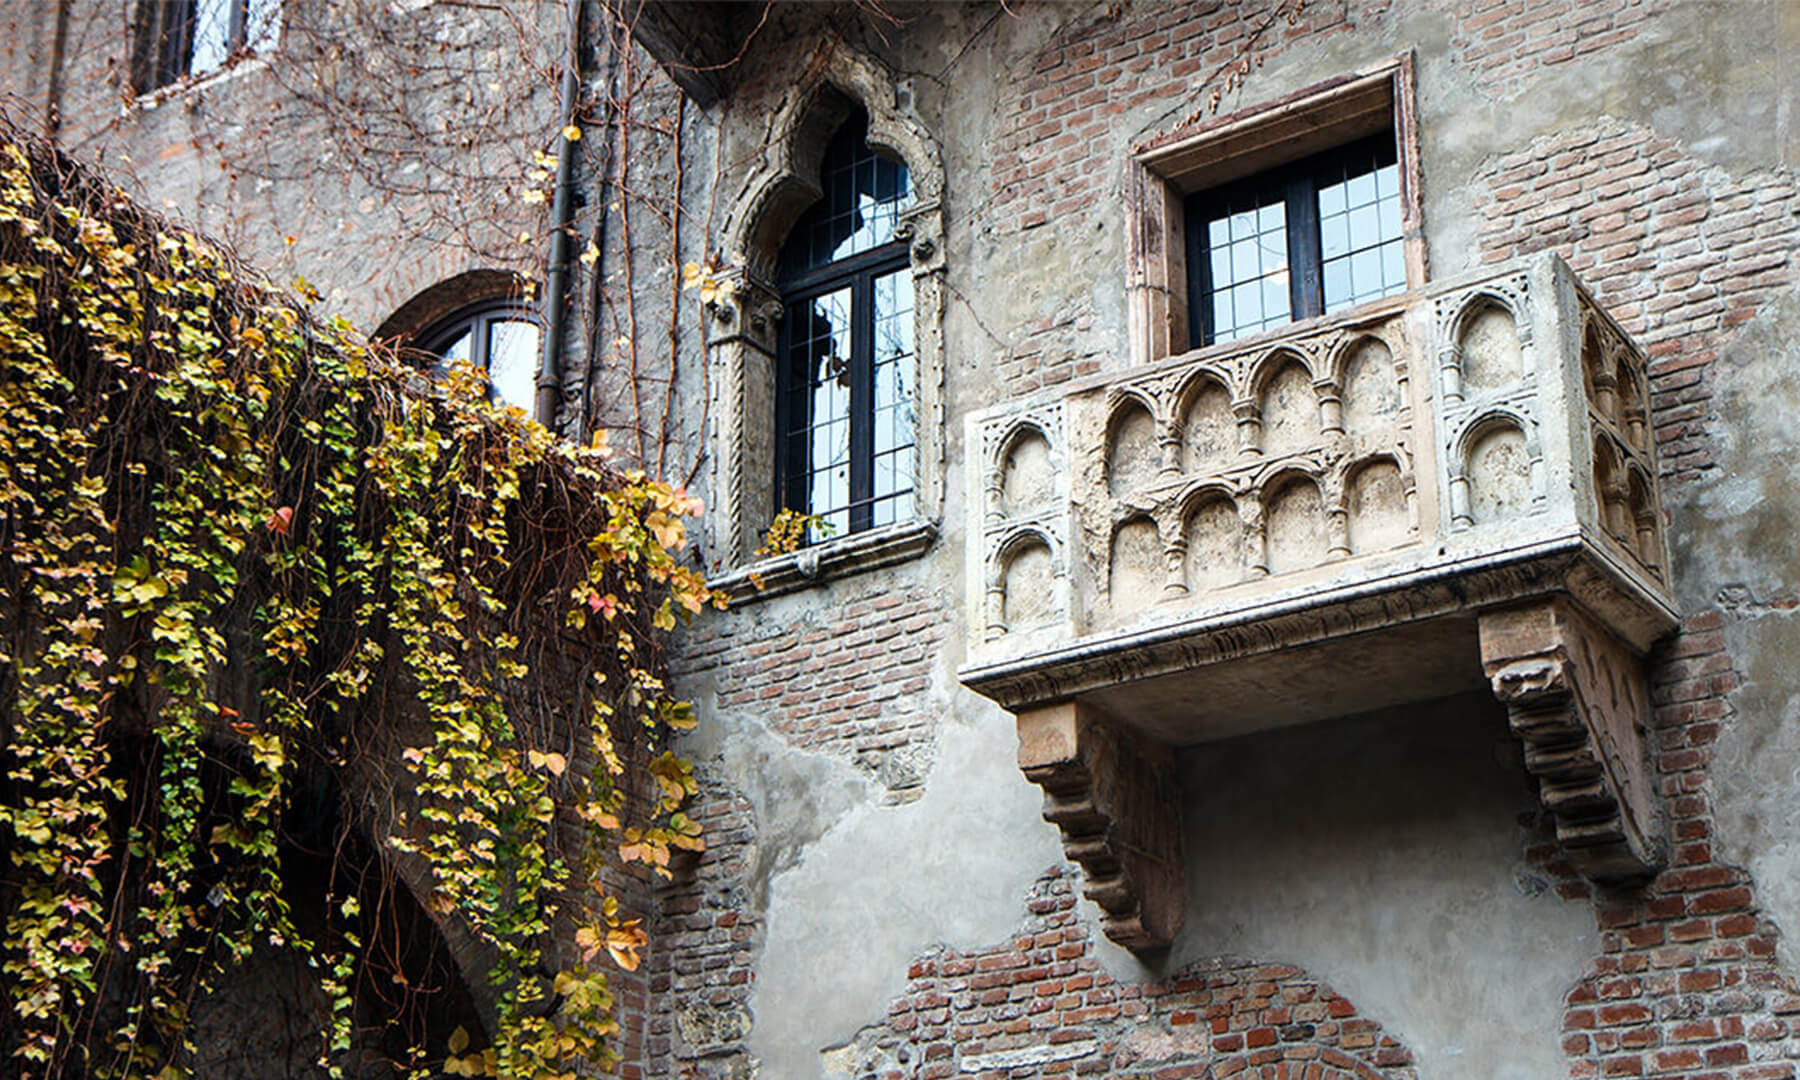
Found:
[960,253,1678,951]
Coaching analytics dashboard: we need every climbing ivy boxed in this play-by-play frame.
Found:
[0,122,717,1077]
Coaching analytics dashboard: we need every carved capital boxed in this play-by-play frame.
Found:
[1016,701,1183,950]
[895,201,945,275]
[1479,599,1665,883]
[707,272,782,356]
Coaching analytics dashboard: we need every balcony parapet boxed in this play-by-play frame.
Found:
[962,253,1677,951]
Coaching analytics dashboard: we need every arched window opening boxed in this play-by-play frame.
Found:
[775,108,916,539]
[417,302,541,415]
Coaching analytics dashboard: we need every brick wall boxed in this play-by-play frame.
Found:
[1449,0,1668,94]
[1544,615,1798,1080]
[674,582,949,796]
[1474,118,1796,483]
[642,780,759,1079]
[979,1,1367,394]
[646,578,949,1076]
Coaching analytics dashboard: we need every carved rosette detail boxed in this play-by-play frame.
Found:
[1479,599,1665,882]
[1015,702,1183,950]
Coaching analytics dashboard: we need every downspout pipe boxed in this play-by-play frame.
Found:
[536,0,583,429]
[45,0,71,138]
[580,15,620,445]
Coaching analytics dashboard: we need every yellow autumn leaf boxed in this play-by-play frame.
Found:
[448,1025,470,1055]
[562,124,582,141]
[645,510,685,551]
[606,923,647,971]
[527,749,567,776]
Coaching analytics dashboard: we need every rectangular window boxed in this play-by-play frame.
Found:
[1185,133,1404,346]
[138,0,280,92]
[1127,56,1422,364]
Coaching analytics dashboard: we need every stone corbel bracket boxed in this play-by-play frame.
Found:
[1478,598,1664,882]
[1016,701,1183,950]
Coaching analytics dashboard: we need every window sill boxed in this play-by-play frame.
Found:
[710,518,938,604]
[132,53,271,110]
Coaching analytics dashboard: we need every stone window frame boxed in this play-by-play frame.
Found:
[1126,53,1425,368]
[704,41,946,600]
[131,0,283,98]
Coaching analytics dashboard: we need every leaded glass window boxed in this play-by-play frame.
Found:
[775,109,916,539]
[1187,133,1404,345]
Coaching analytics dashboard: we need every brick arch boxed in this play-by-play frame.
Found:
[371,268,535,346]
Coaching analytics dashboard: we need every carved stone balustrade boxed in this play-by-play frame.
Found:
[962,253,1677,951]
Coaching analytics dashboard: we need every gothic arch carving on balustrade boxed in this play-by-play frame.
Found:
[1454,408,1544,527]
[1246,344,1320,396]
[1174,369,1238,474]
[988,524,1064,638]
[992,418,1058,520]
[1105,388,1164,498]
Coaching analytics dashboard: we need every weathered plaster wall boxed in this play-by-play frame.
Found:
[1175,695,1594,1078]
[1704,287,1800,978]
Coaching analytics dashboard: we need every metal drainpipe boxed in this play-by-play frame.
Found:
[535,0,583,429]
[45,0,71,138]
[579,16,620,445]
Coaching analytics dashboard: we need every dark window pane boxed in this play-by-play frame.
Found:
[1199,188,1289,343]
[1349,204,1379,250]
[781,285,858,523]
[421,304,540,411]
[189,0,233,73]
[774,109,918,541]
[438,329,472,368]
[872,268,916,507]
[1189,129,1403,341]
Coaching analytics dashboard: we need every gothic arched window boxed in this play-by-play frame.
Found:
[775,108,916,538]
